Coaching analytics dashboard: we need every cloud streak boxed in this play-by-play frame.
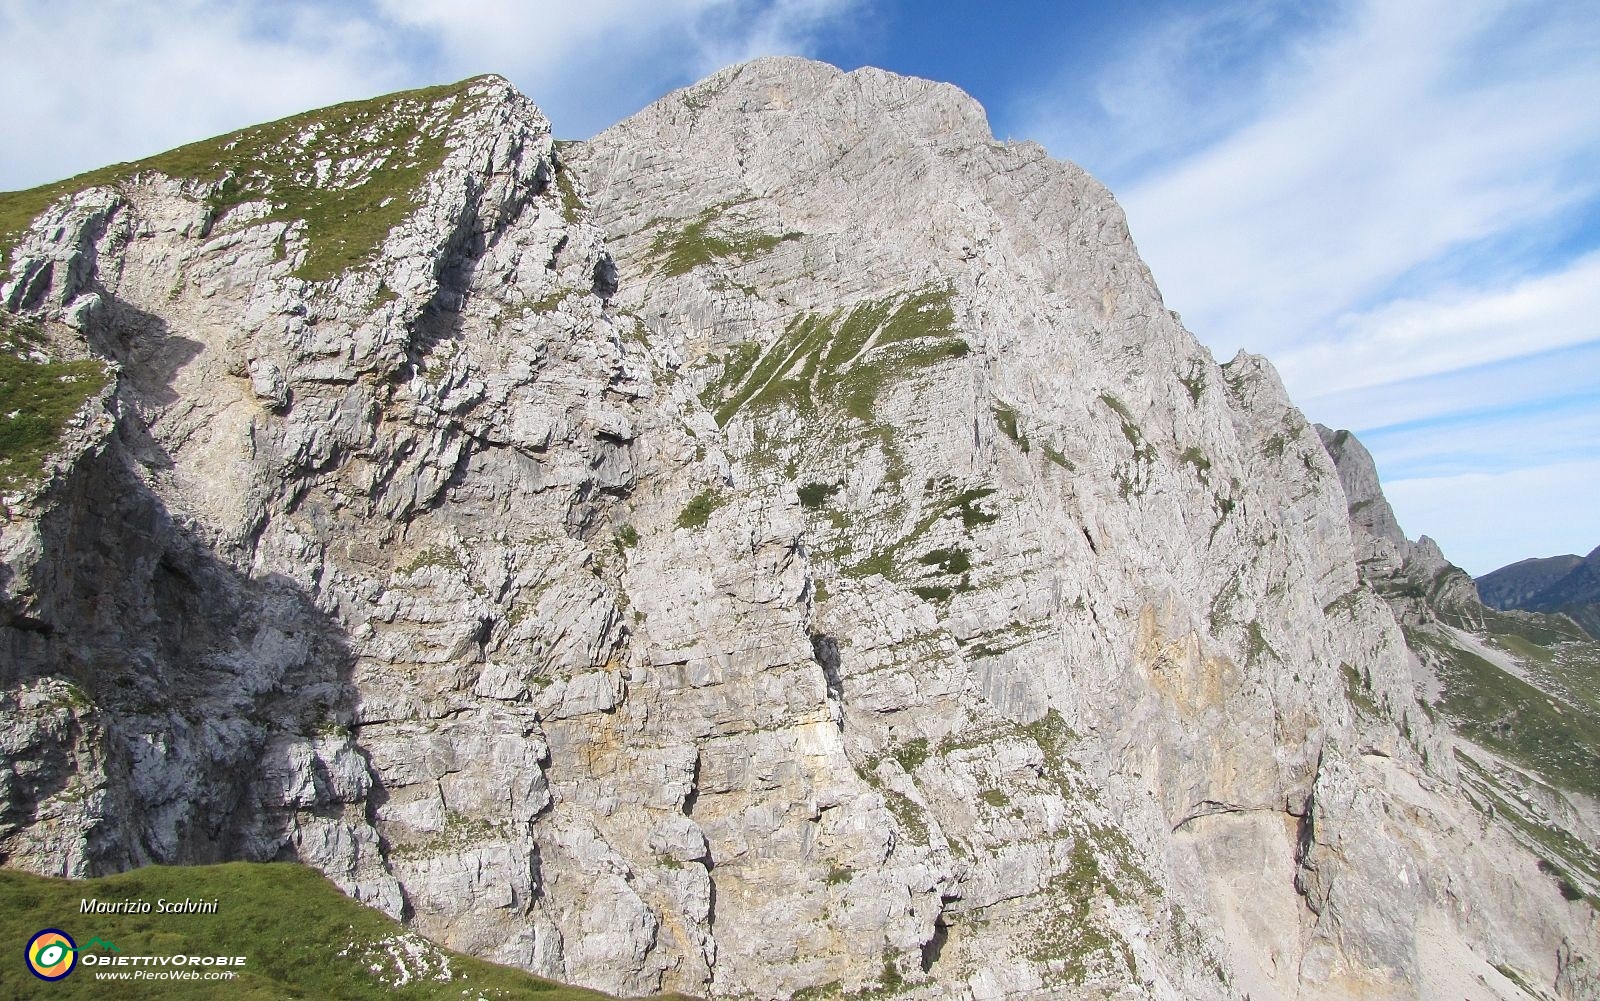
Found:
[1120,1,1600,357]
[1280,251,1600,401]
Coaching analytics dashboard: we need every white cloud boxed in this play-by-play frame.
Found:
[1014,0,1600,569]
[0,0,867,190]
[1014,1,1333,182]
[1385,460,1600,576]
[1301,339,1600,437]
[1116,0,1600,357]
[1359,398,1600,479]
[1280,251,1600,402]
[686,0,865,78]
[0,0,404,189]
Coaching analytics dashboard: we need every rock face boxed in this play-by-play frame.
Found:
[1479,548,1600,639]
[1315,424,1484,625]
[1,60,1596,1001]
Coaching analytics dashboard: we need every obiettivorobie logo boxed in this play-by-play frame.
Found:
[25,929,242,984]
[25,929,77,982]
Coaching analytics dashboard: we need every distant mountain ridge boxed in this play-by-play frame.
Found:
[1480,546,1600,638]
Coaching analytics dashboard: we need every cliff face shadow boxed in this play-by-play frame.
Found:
[0,415,362,876]
[83,294,205,409]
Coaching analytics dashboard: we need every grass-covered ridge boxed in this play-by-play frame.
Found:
[0,861,663,1000]
[0,77,491,281]
[0,314,109,492]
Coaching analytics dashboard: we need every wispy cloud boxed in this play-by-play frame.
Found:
[1304,340,1600,441]
[0,0,403,190]
[0,0,867,190]
[1279,250,1600,401]
[1012,1,1336,184]
[1118,1,1600,357]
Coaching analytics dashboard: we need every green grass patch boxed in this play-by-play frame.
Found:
[993,402,1029,453]
[1341,662,1379,716]
[1244,621,1277,667]
[550,156,583,226]
[1025,837,1137,986]
[0,332,110,491]
[892,738,930,773]
[1098,393,1132,422]
[649,201,800,277]
[676,489,724,530]
[1417,628,1600,799]
[917,547,971,575]
[978,788,1010,808]
[702,287,963,428]
[1178,367,1206,405]
[1178,446,1211,479]
[1458,753,1600,904]
[956,488,998,529]
[843,488,995,581]
[401,546,462,575]
[0,862,646,1000]
[881,789,929,845]
[388,810,503,861]
[1042,444,1074,471]
[1,79,481,280]
[1488,633,1554,664]
[798,481,841,509]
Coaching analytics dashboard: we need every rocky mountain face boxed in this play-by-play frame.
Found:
[1479,548,1600,639]
[1317,425,1600,996]
[0,60,1596,1001]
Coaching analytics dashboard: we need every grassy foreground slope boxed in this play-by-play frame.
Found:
[0,862,666,1000]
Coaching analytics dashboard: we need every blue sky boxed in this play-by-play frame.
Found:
[1,0,1595,574]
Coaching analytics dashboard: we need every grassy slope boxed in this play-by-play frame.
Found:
[0,78,498,491]
[0,77,486,281]
[1411,617,1600,801]
[0,862,667,1001]
[0,314,109,492]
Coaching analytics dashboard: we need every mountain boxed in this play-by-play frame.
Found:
[1,61,1597,1001]
[1481,555,1589,609]
[1480,548,1600,639]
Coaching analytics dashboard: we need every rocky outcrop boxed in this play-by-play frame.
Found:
[1315,424,1483,626]
[1,60,1595,1001]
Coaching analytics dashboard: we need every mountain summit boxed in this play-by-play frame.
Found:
[1,61,1596,1001]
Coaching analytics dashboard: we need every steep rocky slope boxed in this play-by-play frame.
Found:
[1320,426,1600,925]
[1,61,1595,1001]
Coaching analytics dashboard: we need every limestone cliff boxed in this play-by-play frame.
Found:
[0,61,1594,1001]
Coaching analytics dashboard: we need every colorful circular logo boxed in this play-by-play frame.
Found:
[26,929,76,981]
